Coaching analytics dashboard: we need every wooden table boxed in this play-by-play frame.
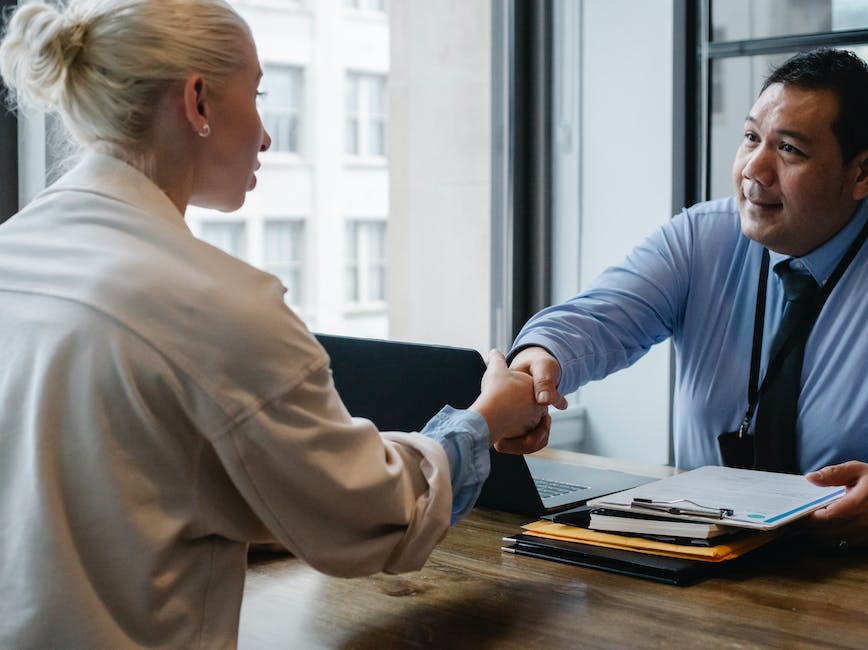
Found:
[238,452,868,649]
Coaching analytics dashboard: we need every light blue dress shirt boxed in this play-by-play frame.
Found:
[421,406,491,523]
[512,196,868,472]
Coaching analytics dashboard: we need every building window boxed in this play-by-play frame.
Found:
[345,220,386,305]
[261,65,303,154]
[263,219,306,307]
[344,73,387,157]
[199,221,246,258]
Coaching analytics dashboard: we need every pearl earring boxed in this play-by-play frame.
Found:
[198,124,211,138]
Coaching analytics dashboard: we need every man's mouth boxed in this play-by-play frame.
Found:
[743,191,782,210]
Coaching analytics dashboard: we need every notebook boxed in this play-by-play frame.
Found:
[315,333,654,516]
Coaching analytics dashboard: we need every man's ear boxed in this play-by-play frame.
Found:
[849,149,868,201]
[182,74,209,135]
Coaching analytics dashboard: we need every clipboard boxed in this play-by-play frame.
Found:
[586,465,845,531]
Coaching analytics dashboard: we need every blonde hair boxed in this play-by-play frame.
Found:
[0,0,250,169]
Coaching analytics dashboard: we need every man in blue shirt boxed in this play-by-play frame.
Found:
[509,48,868,549]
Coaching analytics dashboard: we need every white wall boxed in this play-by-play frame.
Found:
[575,0,674,464]
[388,0,492,351]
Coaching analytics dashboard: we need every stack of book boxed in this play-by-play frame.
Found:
[502,465,845,585]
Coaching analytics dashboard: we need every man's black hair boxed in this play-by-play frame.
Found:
[762,48,868,163]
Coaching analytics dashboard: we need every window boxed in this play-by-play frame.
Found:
[344,73,386,158]
[7,1,496,350]
[263,219,305,307]
[199,221,247,258]
[344,219,386,307]
[260,65,303,154]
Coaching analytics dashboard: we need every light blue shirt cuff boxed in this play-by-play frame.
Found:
[420,405,491,524]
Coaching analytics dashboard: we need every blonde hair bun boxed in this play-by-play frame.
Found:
[0,1,87,110]
[1,0,248,159]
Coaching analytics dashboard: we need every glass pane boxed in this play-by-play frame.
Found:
[369,222,385,258]
[215,2,492,347]
[200,222,246,258]
[344,74,358,114]
[345,267,359,302]
[344,221,358,259]
[368,120,384,156]
[261,66,300,153]
[345,119,358,155]
[26,1,493,349]
[263,65,299,107]
[368,77,385,114]
[369,265,385,301]
[711,0,868,42]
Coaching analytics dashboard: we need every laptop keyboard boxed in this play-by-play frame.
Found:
[533,477,587,499]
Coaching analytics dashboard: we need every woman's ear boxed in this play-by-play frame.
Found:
[182,74,209,136]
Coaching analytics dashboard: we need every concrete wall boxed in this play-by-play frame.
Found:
[574,0,674,464]
[388,0,492,351]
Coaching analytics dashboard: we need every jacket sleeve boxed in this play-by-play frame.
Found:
[209,356,453,577]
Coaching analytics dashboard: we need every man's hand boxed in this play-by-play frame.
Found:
[803,461,868,550]
[508,346,569,410]
[469,350,550,454]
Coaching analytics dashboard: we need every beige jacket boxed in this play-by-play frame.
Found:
[0,154,456,649]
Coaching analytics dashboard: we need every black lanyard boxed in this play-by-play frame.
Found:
[736,216,868,438]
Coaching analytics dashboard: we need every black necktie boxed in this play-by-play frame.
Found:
[754,262,820,473]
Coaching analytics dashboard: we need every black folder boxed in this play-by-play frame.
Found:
[501,533,716,586]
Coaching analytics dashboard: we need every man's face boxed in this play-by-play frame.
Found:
[732,83,862,256]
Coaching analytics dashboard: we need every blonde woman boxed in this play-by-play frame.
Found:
[0,1,549,647]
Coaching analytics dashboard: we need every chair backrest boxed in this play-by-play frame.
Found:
[314,333,486,432]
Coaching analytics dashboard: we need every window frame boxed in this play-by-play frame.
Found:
[260,64,304,155]
[490,0,553,347]
[262,218,306,308]
[343,217,387,310]
[0,0,18,224]
[344,71,387,160]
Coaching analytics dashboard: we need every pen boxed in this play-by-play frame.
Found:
[631,497,734,520]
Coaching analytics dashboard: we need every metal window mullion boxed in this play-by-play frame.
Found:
[491,0,553,347]
[1,0,18,222]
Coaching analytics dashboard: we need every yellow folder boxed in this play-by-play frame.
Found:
[521,520,781,562]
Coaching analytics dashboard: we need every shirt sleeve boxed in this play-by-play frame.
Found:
[511,210,694,393]
[420,406,491,524]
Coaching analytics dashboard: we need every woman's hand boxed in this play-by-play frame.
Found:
[469,350,551,454]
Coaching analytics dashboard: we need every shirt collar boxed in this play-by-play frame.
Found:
[768,199,868,285]
[44,151,189,231]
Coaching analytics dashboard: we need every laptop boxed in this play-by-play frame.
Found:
[315,333,653,517]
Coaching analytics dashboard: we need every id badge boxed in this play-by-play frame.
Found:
[717,430,755,469]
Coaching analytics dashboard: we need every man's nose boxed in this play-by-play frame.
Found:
[741,145,775,187]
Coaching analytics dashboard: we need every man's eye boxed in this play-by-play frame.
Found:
[780,143,801,155]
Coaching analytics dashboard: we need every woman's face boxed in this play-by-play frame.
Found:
[190,34,271,212]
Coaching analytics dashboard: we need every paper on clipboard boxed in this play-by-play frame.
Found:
[587,465,845,531]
